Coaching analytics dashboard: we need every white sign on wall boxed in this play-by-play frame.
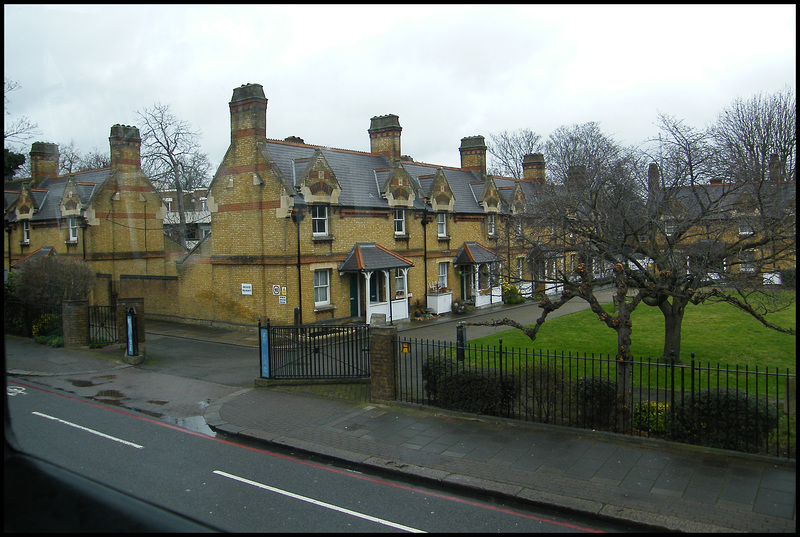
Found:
[242,283,253,296]
[272,284,280,295]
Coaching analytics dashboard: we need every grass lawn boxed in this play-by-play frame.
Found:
[469,291,796,373]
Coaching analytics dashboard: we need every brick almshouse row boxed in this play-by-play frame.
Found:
[4,83,796,328]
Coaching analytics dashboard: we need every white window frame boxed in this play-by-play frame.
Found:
[394,269,406,297]
[487,214,495,236]
[394,209,405,235]
[313,269,330,305]
[312,205,328,236]
[22,221,30,244]
[438,262,448,290]
[517,257,524,280]
[739,223,754,236]
[665,221,678,236]
[739,250,756,273]
[436,212,447,237]
[67,216,78,243]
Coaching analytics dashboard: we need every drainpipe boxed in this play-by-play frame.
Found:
[291,199,306,325]
[5,221,12,271]
[421,207,429,304]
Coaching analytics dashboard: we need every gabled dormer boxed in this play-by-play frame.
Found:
[478,176,501,213]
[381,163,417,208]
[296,149,342,205]
[14,184,37,221]
[60,175,84,217]
[510,182,526,215]
[427,168,454,212]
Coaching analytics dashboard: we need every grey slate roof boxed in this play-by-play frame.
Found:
[261,139,544,215]
[5,169,110,223]
[338,242,414,272]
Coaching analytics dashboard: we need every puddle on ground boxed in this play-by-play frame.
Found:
[163,415,216,437]
[147,400,169,405]
[96,389,125,398]
[69,379,94,387]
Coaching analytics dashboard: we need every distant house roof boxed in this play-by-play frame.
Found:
[338,242,414,273]
[452,241,502,266]
[11,245,57,268]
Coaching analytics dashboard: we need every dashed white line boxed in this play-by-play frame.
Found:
[32,412,144,449]
[213,470,426,533]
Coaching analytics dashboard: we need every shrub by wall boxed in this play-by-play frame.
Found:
[575,376,617,429]
[667,387,780,452]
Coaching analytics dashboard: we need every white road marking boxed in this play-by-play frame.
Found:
[7,385,28,396]
[32,412,144,449]
[213,470,426,533]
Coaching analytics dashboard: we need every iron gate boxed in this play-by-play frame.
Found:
[89,305,117,344]
[259,321,370,379]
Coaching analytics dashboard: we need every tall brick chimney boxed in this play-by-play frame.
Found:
[522,153,545,183]
[768,153,784,182]
[230,83,267,143]
[459,136,487,177]
[109,124,142,173]
[29,142,59,186]
[369,114,402,161]
[567,165,587,188]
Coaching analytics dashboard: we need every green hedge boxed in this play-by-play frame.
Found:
[575,376,617,428]
[668,387,779,452]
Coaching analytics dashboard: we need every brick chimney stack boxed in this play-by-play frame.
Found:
[230,83,267,144]
[29,142,59,186]
[768,153,784,182]
[522,153,545,183]
[368,114,402,161]
[109,124,142,173]
[459,136,487,177]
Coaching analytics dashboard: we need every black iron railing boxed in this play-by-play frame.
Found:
[88,305,117,345]
[398,337,796,459]
[4,300,62,338]
[261,322,370,379]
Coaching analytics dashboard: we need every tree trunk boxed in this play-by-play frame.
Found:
[615,300,633,433]
[659,297,687,363]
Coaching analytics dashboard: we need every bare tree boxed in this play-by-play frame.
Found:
[487,128,543,178]
[711,88,796,184]
[4,78,39,146]
[137,103,212,249]
[4,78,40,179]
[78,148,110,171]
[475,110,795,431]
[58,140,83,175]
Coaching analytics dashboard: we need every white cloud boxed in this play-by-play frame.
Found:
[4,4,795,172]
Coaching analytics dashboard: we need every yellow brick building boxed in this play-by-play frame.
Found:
[175,83,545,327]
[4,126,176,307]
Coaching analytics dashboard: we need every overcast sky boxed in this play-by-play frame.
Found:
[4,4,796,174]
